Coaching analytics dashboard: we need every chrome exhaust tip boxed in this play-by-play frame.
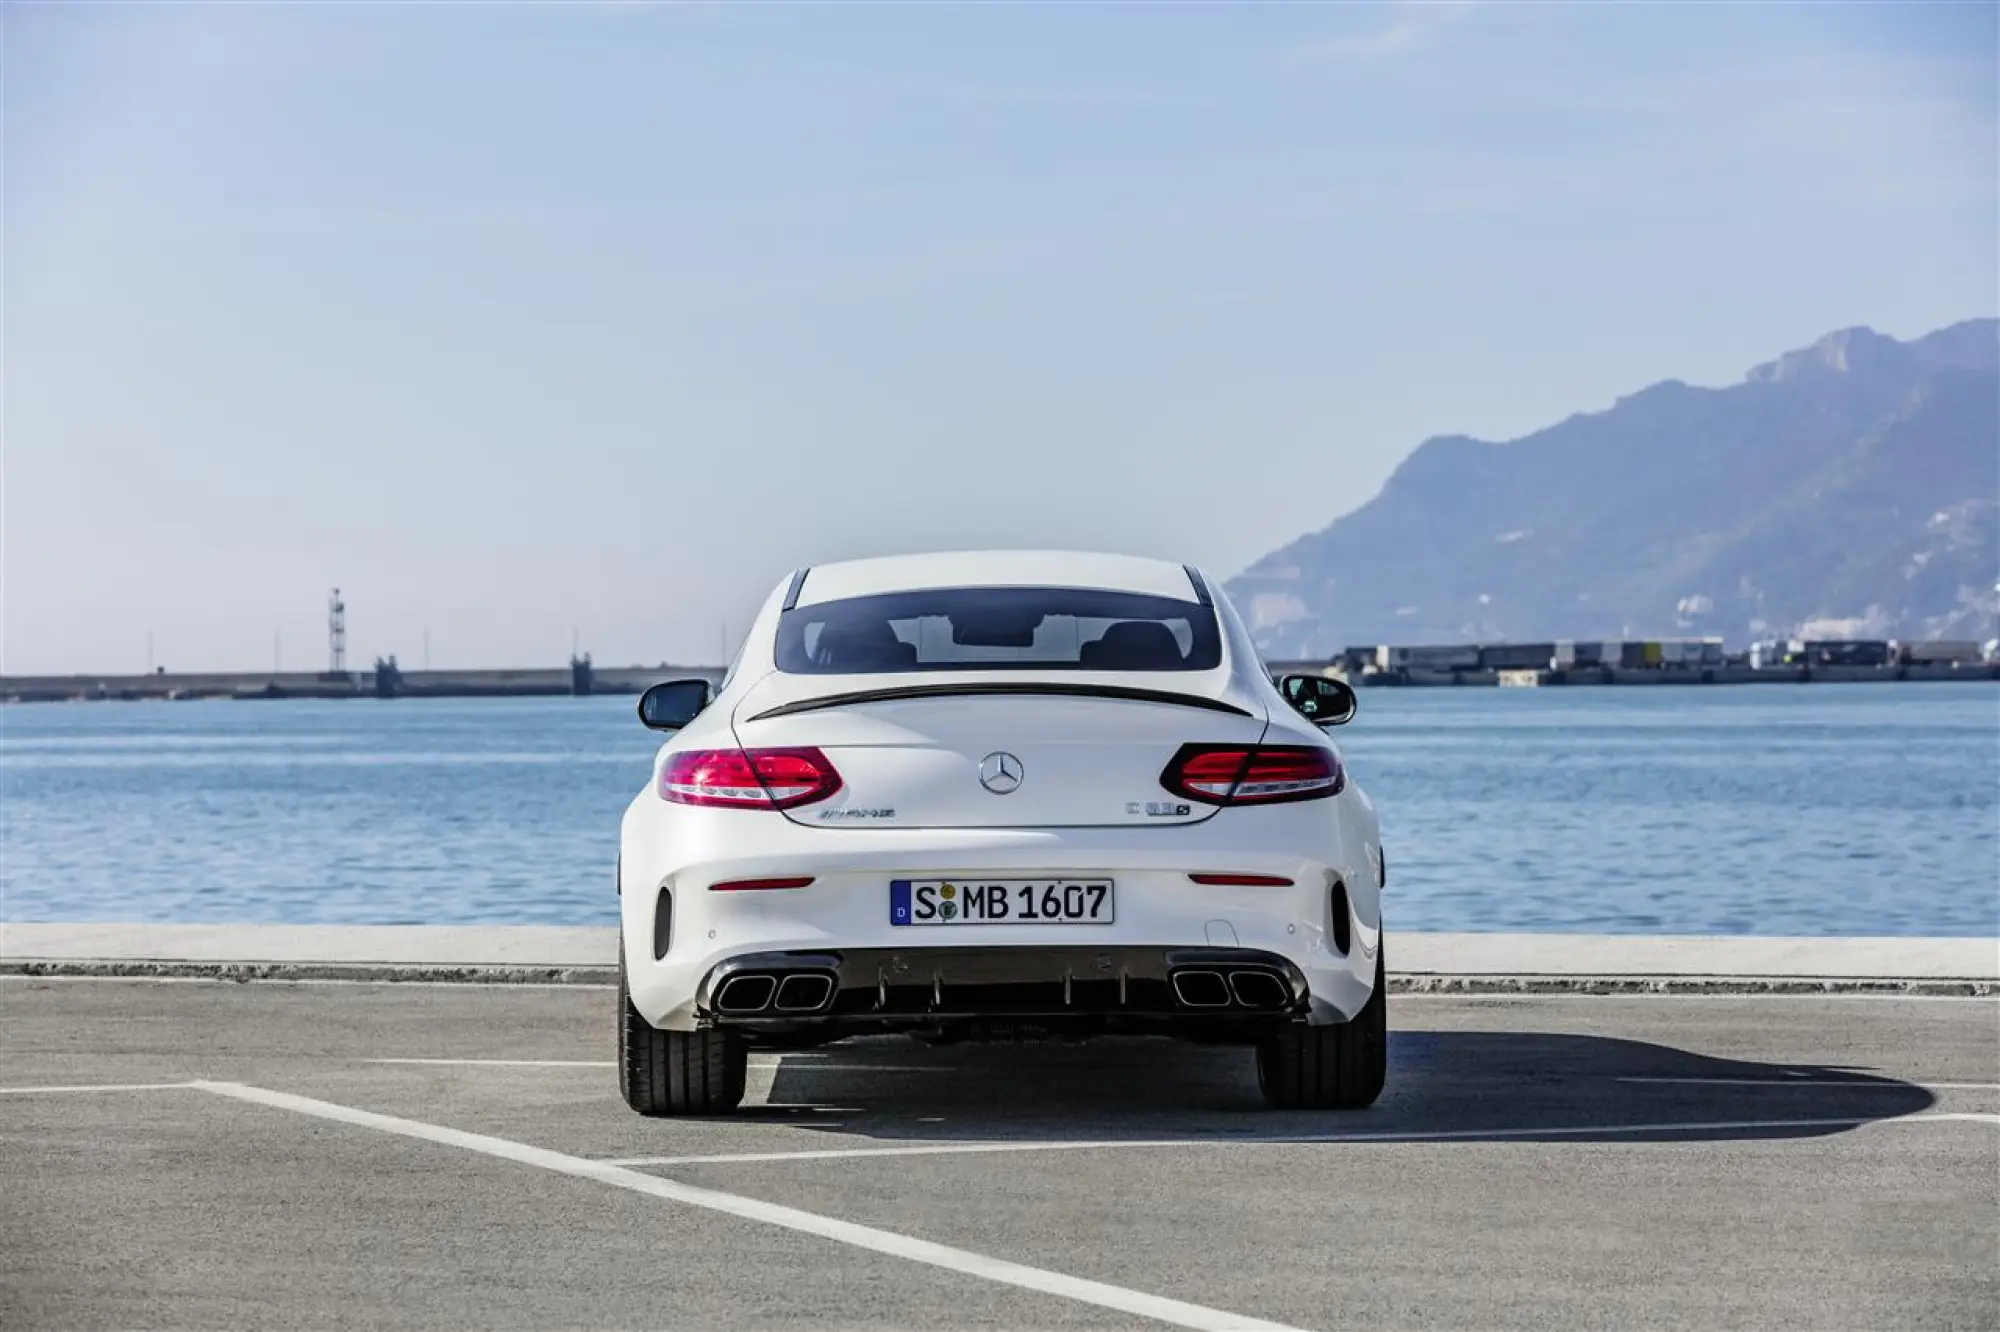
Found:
[1171,969,1231,1008]
[773,972,835,1013]
[1227,970,1289,1010]
[714,973,777,1014]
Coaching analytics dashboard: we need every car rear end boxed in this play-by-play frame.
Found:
[619,558,1383,1046]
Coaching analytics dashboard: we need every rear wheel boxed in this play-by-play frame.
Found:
[1256,949,1387,1110]
[618,955,747,1116]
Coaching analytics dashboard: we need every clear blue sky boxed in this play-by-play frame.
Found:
[6,1,1994,673]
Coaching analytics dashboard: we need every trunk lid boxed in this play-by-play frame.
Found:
[730,673,1270,830]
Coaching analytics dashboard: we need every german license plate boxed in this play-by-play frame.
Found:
[889,878,1115,926]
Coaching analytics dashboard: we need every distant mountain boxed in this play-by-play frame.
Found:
[1229,319,2000,655]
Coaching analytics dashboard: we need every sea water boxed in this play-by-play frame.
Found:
[2,684,1994,936]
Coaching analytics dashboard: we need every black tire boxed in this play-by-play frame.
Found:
[1256,949,1387,1110]
[618,956,747,1116]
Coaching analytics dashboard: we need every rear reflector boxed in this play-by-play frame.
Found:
[658,748,843,809]
[1160,744,1344,805]
[709,876,816,892]
[1188,872,1295,887]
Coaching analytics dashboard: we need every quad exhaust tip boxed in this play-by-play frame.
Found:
[1170,969,1231,1008]
[715,970,837,1015]
[774,972,836,1013]
[1171,967,1293,1011]
[714,973,778,1014]
[1227,969,1289,1010]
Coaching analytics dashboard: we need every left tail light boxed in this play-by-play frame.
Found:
[657,748,843,809]
[1160,744,1344,805]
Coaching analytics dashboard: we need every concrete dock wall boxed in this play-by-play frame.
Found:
[1372,663,1999,688]
[1,665,724,703]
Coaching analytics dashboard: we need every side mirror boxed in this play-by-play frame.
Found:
[637,679,712,732]
[1277,673,1357,727]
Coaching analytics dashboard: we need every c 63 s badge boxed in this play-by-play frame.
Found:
[1127,801,1192,817]
[819,807,896,820]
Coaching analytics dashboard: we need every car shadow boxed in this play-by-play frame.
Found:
[748,1027,1938,1145]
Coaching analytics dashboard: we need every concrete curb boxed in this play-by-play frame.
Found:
[4,923,1994,995]
[2,958,1993,996]
[1,960,620,986]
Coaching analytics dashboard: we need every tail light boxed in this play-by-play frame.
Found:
[1160,744,1344,805]
[710,876,816,892]
[657,748,843,809]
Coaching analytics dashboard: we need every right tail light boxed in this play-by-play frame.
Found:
[1160,744,1344,806]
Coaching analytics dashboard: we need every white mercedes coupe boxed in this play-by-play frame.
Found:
[617,551,1386,1115]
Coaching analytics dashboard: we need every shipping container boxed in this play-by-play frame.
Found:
[1551,641,1609,668]
[1477,642,1558,671]
[1896,640,1982,665]
[1655,637,1726,667]
[1376,644,1482,671]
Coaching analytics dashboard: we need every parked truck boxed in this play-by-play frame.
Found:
[1334,646,1380,676]
[1748,640,1791,670]
[1894,640,1983,666]
[1376,644,1483,672]
[1791,639,1892,668]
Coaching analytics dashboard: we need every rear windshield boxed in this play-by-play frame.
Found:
[774,586,1223,674]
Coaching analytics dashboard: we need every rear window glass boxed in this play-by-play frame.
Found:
[774,586,1222,674]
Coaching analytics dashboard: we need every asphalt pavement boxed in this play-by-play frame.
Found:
[3,979,1994,1331]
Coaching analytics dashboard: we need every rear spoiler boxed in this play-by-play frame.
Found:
[746,681,1256,722]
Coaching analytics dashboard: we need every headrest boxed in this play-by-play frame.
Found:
[815,621,917,669]
[1079,621,1185,670]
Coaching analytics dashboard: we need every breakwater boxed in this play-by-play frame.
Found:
[8,660,1996,703]
[1,663,725,704]
[1355,663,2000,687]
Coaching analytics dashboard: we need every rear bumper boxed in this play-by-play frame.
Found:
[619,798,1383,1032]
[693,944,1322,1039]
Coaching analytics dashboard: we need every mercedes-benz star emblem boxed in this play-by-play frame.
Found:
[978,751,1024,795]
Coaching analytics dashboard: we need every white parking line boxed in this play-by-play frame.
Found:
[596,1111,2000,1167]
[366,1058,612,1067]
[190,1081,1304,1332]
[0,1081,195,1095]
[751,1064,945,1072]
[361,1056,944,1072]
[1618,1077,2000,1090]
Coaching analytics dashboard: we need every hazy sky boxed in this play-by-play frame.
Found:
[6,2,1995,674]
